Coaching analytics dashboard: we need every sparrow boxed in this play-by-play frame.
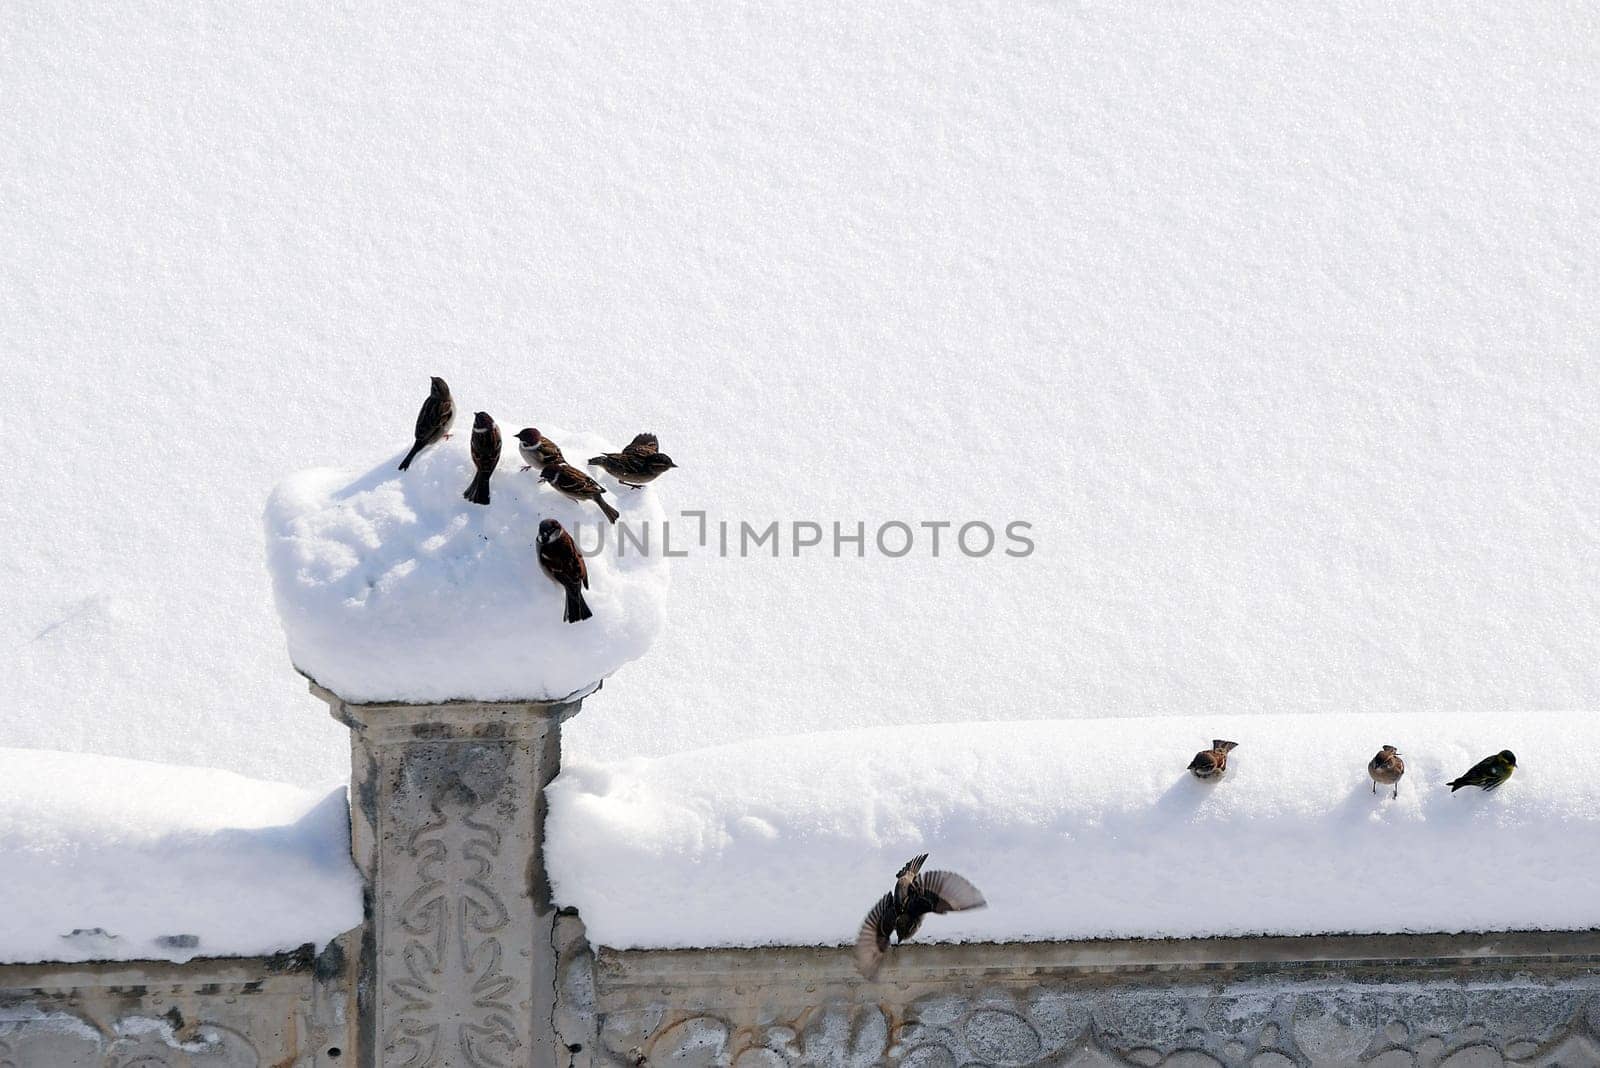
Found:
[398,376,455,471]
[855,853,985,980]
[462,412,501,506]
[1448,750,1516,792]
[588,432,678,488]
[540,461,620,524]
[515,428,565,471]
[1368,745,1405,799]
[1188,739,1238,780]
[537,518,592,623]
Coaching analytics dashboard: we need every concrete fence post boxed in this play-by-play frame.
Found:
[314,683,582,1068]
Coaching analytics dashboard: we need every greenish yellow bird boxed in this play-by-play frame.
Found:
[1448,750,1516,792]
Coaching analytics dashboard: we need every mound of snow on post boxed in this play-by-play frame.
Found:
[548,711,1600,950]
[0,748,361,964]
[265,428,669,705]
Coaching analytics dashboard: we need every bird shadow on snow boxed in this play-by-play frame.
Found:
[331,456,414,502]
[1329,779,1408,824]
[1152,775,1214,817]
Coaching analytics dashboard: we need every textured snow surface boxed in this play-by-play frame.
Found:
[5,5,1600,786]
[548,712,1600,949]
[0,748,362,964]
[265,430,669,704]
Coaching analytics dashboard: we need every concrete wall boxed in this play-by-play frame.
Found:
[0,936,355,1066]
[567,930,1600,1067]
[6,694,1600,1066]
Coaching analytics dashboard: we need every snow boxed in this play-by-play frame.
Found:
[264,429,669,704]
[0,748,362,965]
[547,711,1600,949]
[3,5,1599,789]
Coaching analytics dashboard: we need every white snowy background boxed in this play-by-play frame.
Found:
[4,5,1598,803]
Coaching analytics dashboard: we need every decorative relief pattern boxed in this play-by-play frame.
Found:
[591,985,1600,1067]
[382,740,529,1067]
[0,1016,263,1067]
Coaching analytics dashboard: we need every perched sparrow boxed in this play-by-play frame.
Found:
[588,432,678,488]
[398,376,455,470]
[540,462,620,524]
[855,853,985,980]
[1368,745,1405,799]
[463,412,501,506]
[1188,739,1238,780]
[1448,750,1516,792]
[515,428,564,472]
[537,518,592,623]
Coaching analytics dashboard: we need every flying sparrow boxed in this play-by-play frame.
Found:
[1448,750,1516,792]
[540,462,619,524]
[515,428,564,471]
[1368,745,1405,799]
[588,432,678,488]
[854,853,986,980]
[462,412,501,506]
[398,376,454,471]
[537,518,592,623]
[1188,739,1238,780]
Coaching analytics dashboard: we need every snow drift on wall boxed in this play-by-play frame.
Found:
[0,747,361,964]
[264,428,670,704]
[548,711,1600,950]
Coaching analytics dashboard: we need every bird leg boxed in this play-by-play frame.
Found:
[1371,781,1375,794]
[521,465,533,472]
[1392,784,1399,799]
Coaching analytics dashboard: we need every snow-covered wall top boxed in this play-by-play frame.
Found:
[265,429,669,704]
[0,748,361,965]
[547,711,1600,949]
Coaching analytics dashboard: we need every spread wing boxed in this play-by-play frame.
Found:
[625,432,659,455]
[896,853,929,880]
[916,871,986,914]
[854,893,895,978]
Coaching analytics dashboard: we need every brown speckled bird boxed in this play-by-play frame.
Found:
[462,412,501,506]
[1368,745,1405,799]
[398,376,454,470]
[588,432,678,488]
[1188,740,1238,780]
[516,428,564,471]
[537,518,592,623]
[540,461,620,524]
[854,853,986,980]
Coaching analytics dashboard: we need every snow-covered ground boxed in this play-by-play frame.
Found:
[0,748,361,965]
[549,711,1600,950]
[4,4,1599,789]
[266,429,669,704]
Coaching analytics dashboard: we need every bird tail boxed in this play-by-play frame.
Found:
[464,473,491,506]
[1213,740,1238,752]
[595,496,619,524]
[399,442,424,471]
[565,586,593,623]
[1448,778,1465,792]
